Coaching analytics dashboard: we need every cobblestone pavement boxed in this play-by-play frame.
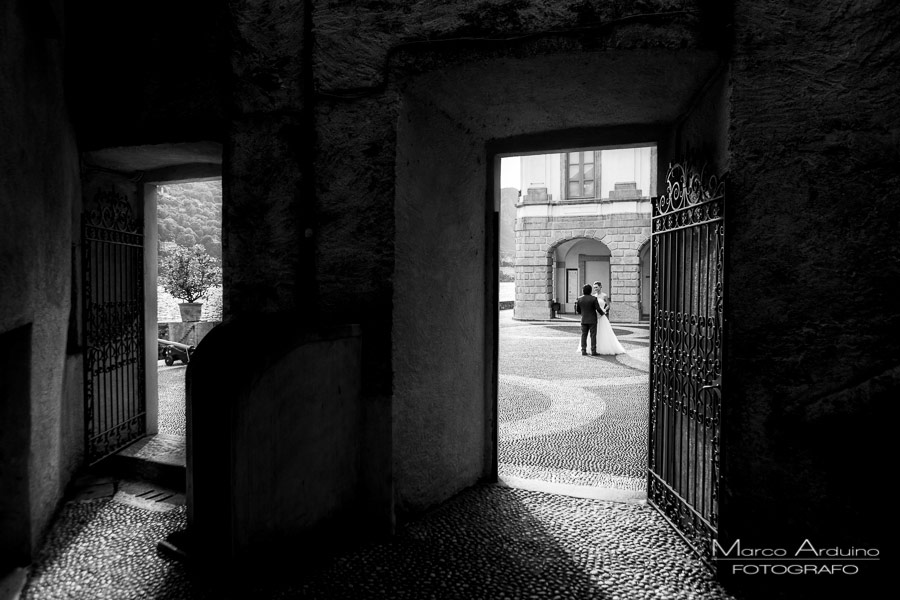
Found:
[21,315,737,599]
[157,362,186,437]
[499,311,649,491]
[22,484,734,600]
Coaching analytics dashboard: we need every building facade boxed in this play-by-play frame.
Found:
[513,147,656,322]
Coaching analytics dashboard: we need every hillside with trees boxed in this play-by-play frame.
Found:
[157,181,222,261]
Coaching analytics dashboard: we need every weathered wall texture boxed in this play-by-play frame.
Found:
[0,0,81,565]
[394,84,491,514]
[223,1,319,320]
[720,1,897,595]
[673,66,730,177]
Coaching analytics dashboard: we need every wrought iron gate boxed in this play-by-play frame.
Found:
[648,162,724,566]
[82,188,146,464]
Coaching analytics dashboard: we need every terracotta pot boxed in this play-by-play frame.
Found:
[178,302,202,322]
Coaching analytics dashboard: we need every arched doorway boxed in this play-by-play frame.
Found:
[550,238,611,314]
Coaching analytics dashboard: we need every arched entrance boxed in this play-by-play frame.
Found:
[549,238,611,314]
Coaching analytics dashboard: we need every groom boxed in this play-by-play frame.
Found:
[576,283,605,356]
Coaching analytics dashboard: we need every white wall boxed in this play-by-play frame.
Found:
[601,147,653,198]
[518,146,656,201]
[520,154,560,201]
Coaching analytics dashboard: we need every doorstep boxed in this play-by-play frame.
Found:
[97,433,186,492]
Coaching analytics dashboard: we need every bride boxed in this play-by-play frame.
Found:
[591,281,626,355]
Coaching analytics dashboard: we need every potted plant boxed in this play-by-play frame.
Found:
[159,244,222,322]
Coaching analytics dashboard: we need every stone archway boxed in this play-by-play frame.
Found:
[513,221,651,322]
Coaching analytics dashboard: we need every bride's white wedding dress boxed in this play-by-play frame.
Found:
[578,292,626,355]
[594,312,626,355]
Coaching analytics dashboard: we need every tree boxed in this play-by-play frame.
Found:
[159,244,222,303]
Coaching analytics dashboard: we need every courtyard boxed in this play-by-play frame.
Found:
[498,310,649,496]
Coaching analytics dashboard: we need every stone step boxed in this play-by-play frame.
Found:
[98,433,186,492]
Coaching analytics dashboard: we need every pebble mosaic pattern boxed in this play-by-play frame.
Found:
[22,486,734,600]
[499,317,650,490]
[22,317,733,599]
[157,364,187,437]
[21,500,198,600]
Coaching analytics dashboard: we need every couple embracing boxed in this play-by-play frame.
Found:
[575,281,626,356]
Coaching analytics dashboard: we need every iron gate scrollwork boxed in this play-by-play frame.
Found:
[82,188,146,464]
[648,161,724,567]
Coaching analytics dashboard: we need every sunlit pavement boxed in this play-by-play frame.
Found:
[498,310,650,496]
[157,362,187,437]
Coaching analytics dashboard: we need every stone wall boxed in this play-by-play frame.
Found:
[514,214,651,322]
[719,2,897,596]
[0,0,82,568]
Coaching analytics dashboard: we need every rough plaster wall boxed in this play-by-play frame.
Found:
[313,0,714,91]
[0,0,80,557]
[316,97,398,396]
[224,117,308,314]
[723,0,898,587]
[314,97,398,524]
[394,93,488,513]
[224,1,316,318]
[674,66,730,176]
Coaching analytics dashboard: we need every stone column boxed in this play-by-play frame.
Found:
[610,250,640,323]
[513,215,553,320]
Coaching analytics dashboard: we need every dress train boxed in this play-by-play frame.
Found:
[593,315,626,355]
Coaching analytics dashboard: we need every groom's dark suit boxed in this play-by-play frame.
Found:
[576,294,604,354]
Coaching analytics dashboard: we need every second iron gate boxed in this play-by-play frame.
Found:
[82,188,147,464]
[648,161,724,567]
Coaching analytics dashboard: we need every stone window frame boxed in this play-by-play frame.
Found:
[561,150,601,201]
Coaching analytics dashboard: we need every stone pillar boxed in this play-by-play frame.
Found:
[513,219,553,320]
[610,251,640,323]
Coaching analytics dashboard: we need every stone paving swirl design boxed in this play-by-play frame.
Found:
[498,320,650,492]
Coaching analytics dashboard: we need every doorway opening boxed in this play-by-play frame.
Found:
[108,175,224,487]
[495,145,655,502]
[154,180,222,439]
[77,145,223,488]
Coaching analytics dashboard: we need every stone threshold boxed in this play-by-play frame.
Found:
[97,433,186,492]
